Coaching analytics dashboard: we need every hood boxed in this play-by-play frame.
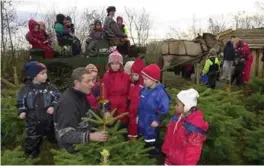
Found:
[28,19,39,31]
[184,110,209,132]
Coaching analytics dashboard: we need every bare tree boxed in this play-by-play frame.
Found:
[233,11,264,29]
[124,7,152,46]
[208,15,228,34]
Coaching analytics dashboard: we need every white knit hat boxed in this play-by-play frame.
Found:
[124,61,134,74]
[176,88,199,112]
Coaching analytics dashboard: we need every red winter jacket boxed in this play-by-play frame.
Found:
[26,19,53,58]
[162,110,208,165]
[102,70,130,124]
[86,83,101,110]
[128,79,143,137]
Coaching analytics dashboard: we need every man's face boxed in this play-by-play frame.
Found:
[110,11,115,17]
[74,73,95,94]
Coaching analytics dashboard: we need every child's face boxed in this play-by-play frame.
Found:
[131,73,139,81]
[35,69,48,83]
[95,24,101,30]
[65,20,71,26]
[142,75,156,88]
[110,62,121,72]
[39,24,45,31]
[175,99,184,114]
[91,71,98,81]
[34,25,39,32]
[117,19,122,25]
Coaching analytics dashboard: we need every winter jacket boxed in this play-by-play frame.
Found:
[118,24,129,36]
[236,43,253,82]
[85,83,101,110]
[103,16,126,38]
[202,57,220,75]
[224,41,236,61]
[17,80,60,122]
[128,79,143,137]
[54,88,92,153]
[87,29,104,43]
[234,58,246,73]
[102,70,130,124]
[162,110,208,165]
[26,19,53,58]
[138,83,170,141]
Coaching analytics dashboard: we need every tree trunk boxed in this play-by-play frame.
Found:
[1,1,6,55]
[5,7,14,59]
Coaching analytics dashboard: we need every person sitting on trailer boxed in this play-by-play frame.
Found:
[103,6,127,41]
[54,14,74,46]
[116,16,130,55]
[86,20,104,57]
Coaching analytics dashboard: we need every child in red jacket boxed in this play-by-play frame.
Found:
[102,50,130,127]
[162,88,208,165]
[85,64,101,110]
[128,58,145,139]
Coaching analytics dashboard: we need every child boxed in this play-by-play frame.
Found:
[138,64,170,157]
[26,19,53,59]
[17,61,60,158]
[124,60,134,75]
[202,48,220,89]
[54,14,73,43]
[102,50,130,127]
[162,88,208,165]
[86,20,104,57]
[231,57,245,86]
[128,58,144,139]
[85,64,101,110]
[38,21,52,46]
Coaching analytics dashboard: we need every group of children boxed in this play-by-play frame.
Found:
[17,49,209,164]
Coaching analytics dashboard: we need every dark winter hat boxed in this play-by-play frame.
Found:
[56,14,65,23]
[65,16,72,22]
[141,64,160,82]
[25,61,47,79]
[107,6,116,13]
[94,20,102,26]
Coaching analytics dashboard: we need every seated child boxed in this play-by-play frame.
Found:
[162,88,208,165]
[26,19,53,59]
[54,14,73,44]
[86,20,104,56]
[17,61,60,158]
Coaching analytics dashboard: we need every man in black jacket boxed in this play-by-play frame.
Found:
[54,67,108,153]
[222,40,236,81]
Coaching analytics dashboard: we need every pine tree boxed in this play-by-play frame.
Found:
[52,109,155,165]
[1,146,39,165]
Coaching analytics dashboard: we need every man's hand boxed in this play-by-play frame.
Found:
[19,112,26,119]
[89,131,109,142]
[47,107,54,114]
[151,121,159,128]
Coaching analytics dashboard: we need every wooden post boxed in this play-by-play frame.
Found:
[195,63,200,84]
[256,49,264,78]
[251,50,257,79]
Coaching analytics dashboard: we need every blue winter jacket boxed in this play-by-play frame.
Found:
[138,83,170,141]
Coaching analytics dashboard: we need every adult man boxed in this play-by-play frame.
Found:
[103,6,127,39]
[221,39,236,81]
[54,67,108,153]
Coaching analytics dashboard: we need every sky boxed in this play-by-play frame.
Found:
[14,0,263,40]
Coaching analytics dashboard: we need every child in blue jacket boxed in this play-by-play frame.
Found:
[137,64,170,158]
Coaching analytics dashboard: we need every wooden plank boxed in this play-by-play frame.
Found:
[251,50,257,79]
[257,49,264,78]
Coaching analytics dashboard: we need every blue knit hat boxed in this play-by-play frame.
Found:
[25,61,47,78]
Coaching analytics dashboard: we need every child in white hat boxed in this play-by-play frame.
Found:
[162,88,209,165]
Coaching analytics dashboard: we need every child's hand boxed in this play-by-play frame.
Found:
[47,107,54,114]
[19,112,26,119]
[151,121,159,128]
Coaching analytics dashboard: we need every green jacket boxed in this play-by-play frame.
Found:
[202,57,220,74]
[54,23,66,34]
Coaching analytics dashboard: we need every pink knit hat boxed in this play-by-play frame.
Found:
[108,50,123,65]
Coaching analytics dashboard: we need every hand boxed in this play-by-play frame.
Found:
[19,112,26,119]
[89,131,109,142]
[43,40,49,43]
[104,112,112,120]
[151,121,159,128]
[47,107,54,114]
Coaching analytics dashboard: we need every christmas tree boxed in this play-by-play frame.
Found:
[51,109,155,165]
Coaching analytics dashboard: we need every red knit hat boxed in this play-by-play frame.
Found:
[131,58,145,74]
[108,50,123,65]
[141,64,160,81]
[86,64,98,72]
